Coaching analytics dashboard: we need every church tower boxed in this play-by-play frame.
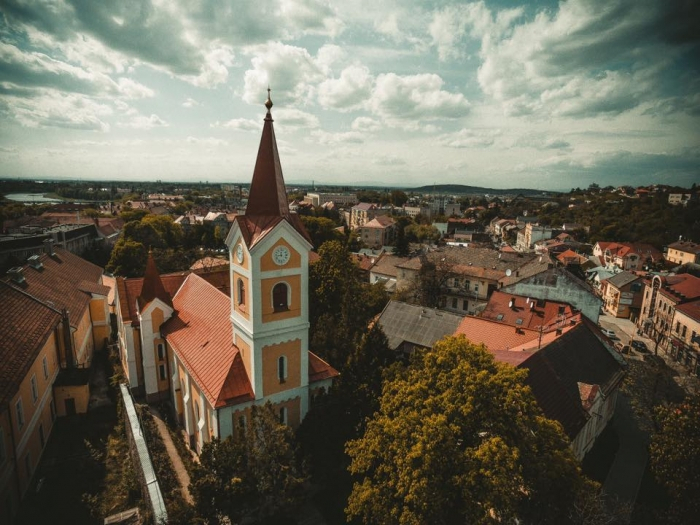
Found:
[225,90,316,425]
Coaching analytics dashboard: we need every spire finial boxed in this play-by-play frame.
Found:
[265,86,273,112]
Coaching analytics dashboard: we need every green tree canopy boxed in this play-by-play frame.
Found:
[190,404,306,524]
[105,239,147,277]
[299,215,344,248]
[346,336,595,525]
[649,396,700,523]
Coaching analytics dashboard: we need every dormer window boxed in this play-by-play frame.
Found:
[237,278,245,307]
[273,283,289,312]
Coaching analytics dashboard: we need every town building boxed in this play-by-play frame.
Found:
[304,192,357,207]
[638,274,700,361]
[665,240,700,266]
[515,223,554,252]
[113,94,338,453]
[600,271,644,320]
[0,248,111,521]
[592,241,662,271]
[359,215,397,249]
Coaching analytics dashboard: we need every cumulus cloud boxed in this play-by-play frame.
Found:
[120,113,168,129]
[438,128,500,148]
[186,136,228,146]
[468,0,700,118]
[242,42,325,106]
[318,65,373,111]
[1,91,112,131]
[182,97,200,108]
[351,116,382,132]
[212,118,262,132]
[274,108,321,130]
[310,129,364,145]
[370,73,470,123]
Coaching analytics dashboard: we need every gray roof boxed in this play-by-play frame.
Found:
[606,271,640,288]
[377,300,465,350]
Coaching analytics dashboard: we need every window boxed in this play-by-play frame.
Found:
[42,356,49,379]
[451,298,458,309]
[682,325,687,338]
[157,344,165,361]
[39,424,45,449]
[278,356,287,383]
[238,415,247,431]
[273,283,289,312]
[31,375,38,403]
[279,406,288,425]
[676,322,680,333]
[496,314,504,321]
[50,398,56,421]
[16,398,24,429]
[159,364,167,381]
[237,278,245,306]
[462,300,468,311]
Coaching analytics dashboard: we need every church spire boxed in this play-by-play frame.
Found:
[138,251,172,309]
[246,88,291,218]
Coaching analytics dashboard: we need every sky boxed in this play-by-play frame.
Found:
[0,0,698,192]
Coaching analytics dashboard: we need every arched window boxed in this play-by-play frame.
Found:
[279,406,287,425]
[273,282,289,312]
[278,355,287,383]
[237,278,245,306]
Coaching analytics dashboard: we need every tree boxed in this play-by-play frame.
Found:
[105,239,147,277]
[346,336,595,525]
[648,396,700,524]
[190,404,306,524]
[299,215,344,248]
[390,190,408,207]
[393,223,410,257]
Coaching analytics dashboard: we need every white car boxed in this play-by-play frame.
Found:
[600,328,616,338]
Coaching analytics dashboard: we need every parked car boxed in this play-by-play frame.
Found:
[600,328,616,338]
[631,340,649,353]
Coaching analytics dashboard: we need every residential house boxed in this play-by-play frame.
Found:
[350,203,380,229]
[455,308,624,460]
[376,301,465,356]
[304,192,356,207]
[503,267,602,324]
[360,215,396,249]
[444,203,461,216]
[114,95,338,454]
[368,253,411,292]
[665,240,700,266]
[396,246,552,315]
[600,271,644,320]
[668,300,700,376]
[0,248,111,521]
[516,223,554,252]
[402,204,431,220]
[593,241,662,271]
[668,193,693,206]
[638,273,700,358]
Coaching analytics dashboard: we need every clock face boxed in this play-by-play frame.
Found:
[236,244,244,263]
[272,245,290,266]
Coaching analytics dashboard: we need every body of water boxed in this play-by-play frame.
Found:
[4,193,63,203]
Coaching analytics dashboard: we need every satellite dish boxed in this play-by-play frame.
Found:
[506,269,512,277]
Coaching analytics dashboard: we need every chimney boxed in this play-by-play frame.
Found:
[43,238,55,256]
[27,255,43,270]
[8,267,25,284]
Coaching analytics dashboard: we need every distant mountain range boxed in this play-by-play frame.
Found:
[408,184,560,196]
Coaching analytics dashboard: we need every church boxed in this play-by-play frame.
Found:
[114,92,338,452]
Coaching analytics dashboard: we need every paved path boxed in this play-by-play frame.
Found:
[603,394,648,509]
[148,406,193,504]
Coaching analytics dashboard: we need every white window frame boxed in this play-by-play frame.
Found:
[16,398,25,429]
[31,375,38,404]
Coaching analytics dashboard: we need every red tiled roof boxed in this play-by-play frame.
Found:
[455,316,542,351]
[117,273,187,326]
[480,291,576,330]
[4,248,103,328]
[235,213,312,249]
[77,279,111,296]
[675,299,700,322]
[162,274,253,408]
[658,274,700,303]
[138,254,173,310]
[308,352,339,383]
[0,282,62,407]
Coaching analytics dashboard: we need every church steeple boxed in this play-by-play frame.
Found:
[138,252,172,309]
[246,88,291,219]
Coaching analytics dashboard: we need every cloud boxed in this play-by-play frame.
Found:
[186,136,228,146]
[515,134,572,151]
[370,73,470,123]
[213,118,261,132]
[318,65,373,111]
[372,154,406,166]
[182,97,200,108]
[120,113,168,129]
[1,90,112,131]
[438,128,500,148]
[470,0,700,118]
[274,108,320,130]
[310,129,364,145]
[242,42,325,106]
[351,116,382,132]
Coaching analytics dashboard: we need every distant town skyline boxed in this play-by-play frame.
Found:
[1,0,698,192]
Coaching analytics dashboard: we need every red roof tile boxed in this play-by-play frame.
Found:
[308,352,339,383]
[0,282,62,406]
[162,274,253,408]
[138,253,173,309]
[480,290,576,330]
